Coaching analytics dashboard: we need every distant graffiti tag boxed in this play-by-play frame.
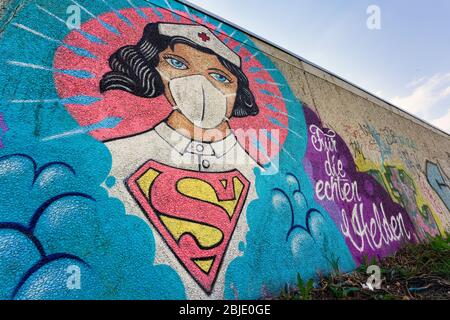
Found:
[362,164,442,239]
[384,166,440,239]
[355,123,420,172]
[349,140,367,161]
[426,161,450,211]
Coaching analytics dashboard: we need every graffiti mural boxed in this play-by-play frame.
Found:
[426,161,450,212]
[363,164,442,239]
[303,108,416,263]
[0,0,449,300]
[384,165,441,238]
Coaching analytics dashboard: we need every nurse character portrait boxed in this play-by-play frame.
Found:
[101,22,260,172]
[100,22,262,295]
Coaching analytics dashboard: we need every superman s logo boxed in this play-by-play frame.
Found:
[127,160,250,294]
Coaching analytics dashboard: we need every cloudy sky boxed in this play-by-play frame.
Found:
[187,0,450,134]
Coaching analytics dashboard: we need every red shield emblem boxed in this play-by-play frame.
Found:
[127,160,250,294]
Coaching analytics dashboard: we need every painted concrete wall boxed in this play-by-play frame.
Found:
[0,0,448,300]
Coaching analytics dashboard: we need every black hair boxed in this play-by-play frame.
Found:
[100,23,259,118]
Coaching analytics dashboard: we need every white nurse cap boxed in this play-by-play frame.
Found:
[158,23,241,67]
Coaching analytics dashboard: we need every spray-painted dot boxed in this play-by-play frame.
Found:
[105,176,116,188]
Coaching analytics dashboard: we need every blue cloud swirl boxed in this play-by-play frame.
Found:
[0,154,185,300]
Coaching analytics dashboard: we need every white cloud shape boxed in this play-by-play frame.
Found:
[433,109,450,133]
[390,73,450,134]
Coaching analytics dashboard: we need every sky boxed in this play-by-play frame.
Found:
[187,0,450,134]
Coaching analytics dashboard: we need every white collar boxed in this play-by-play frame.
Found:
[154,122,238,158]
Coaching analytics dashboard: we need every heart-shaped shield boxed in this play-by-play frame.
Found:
[127,160,250,294]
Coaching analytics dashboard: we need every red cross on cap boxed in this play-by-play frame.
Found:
[198,32,211,42]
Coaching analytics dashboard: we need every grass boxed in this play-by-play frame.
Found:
[273,235,450,300]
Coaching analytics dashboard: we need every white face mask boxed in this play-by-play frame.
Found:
[160,73,233,129]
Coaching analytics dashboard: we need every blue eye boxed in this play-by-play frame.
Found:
[210,72,231,84]
[166,57,188,70]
